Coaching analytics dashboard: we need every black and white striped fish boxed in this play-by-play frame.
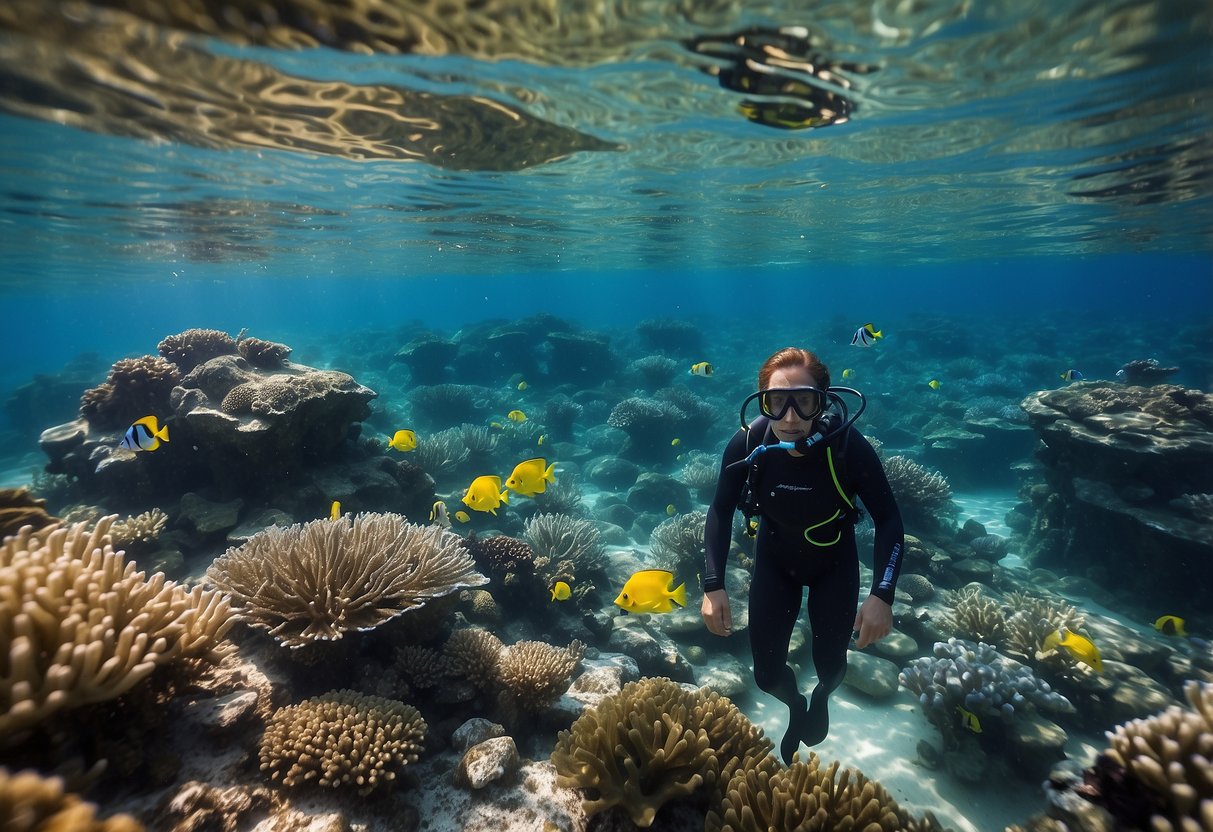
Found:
[120,415,169,452]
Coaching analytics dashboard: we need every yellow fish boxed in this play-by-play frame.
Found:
[120,415,169,452]
[454,510,471,523]
[490,421,504,429]
[850,323,882,348]
[1154,615,1187,637]
[666,504,676,516]
[550,581,571,602]
[1042,627,1103,673]
[690,362,713,376]
[389,429,418,452]
[330,500,341,520]
[507,410,527,423]
[956,705,983,734]
[537,434,545,446]
[462,475,510,515]
[842,368,855,380]
[928,379,942,391]
[614,569,688,614]
[505,458,556,496]
[429,500,451,528]
[671,438,681,446]
[517,381,528,391]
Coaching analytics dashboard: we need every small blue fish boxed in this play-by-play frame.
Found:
[1060,369,1084,381]
[120,415,169,452]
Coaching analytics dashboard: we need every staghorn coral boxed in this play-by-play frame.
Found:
[496,639,584,713]
[443,627,504,691]
[523,513,603,570]
[938,586,1008,647]
[0,488,57,539]
[109,508,168,551]
[79,355,182,430]
[0,767,144,831]
[236,335,292,368]
[206,513,487,648]
[706,752,947,832]
[259,689,426,796]
[1,517,234,738]
[157,328,238,372]
[882,455,954,527]
[649,511,707,576]
[551,677,773,827]
[1090,680,1212,831]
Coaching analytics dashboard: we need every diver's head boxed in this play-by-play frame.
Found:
[758,348,831,443]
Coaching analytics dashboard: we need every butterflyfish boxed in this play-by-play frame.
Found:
[389,429,418,452]
[462,475,510,515]
[454,510,471,523]
[956,705,983,734]
[330,501,341,520]
[429,500,451,529]
[1154,615,1187,637]
[120,415,169,452]
[507,410,527,423]
[505,458,556,497]
[850,323,882,348]
[1042,627,1103,673]
[613,569,687,614]
[550,581,571,602]
[690,362,713,376]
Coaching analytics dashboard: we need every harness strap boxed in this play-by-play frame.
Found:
[826,446,855,510]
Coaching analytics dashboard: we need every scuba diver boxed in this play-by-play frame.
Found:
[700,347,904,764]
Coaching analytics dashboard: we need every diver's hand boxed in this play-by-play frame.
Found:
[701,589,733,636]
[853,595,892,649]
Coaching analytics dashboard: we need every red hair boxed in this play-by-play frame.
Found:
[758,347,831,390]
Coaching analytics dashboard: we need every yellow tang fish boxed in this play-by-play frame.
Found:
[462,475,510,515]
[842,368,856,380]
[614,569,687,614]
[956,705,983,734]
[429,500,451,528]
[389,429,418,452]
[454,510,471,523]
[537,434,545,446]
[1154,615,1187,637]
[330,500,341,520]
[517,380,528,391]
[505,458,556,496]
[507,410,527,422]
[550,581,571,602]
[1042,627,1103,673]
[690,361,713,376]
[928,379,942,391]
[120,415,169,452]
[671,438,681,446]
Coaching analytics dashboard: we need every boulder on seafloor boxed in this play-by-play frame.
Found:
[843,651,901,699]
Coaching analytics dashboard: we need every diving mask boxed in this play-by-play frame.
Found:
[748,387,826,422]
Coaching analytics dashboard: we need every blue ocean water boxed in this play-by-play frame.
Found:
[0,0,1211,829]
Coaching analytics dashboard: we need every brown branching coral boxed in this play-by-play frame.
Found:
[1001,592,1085,664]
[464,533,534,580]
[79,355,181,429]
[443,627,504,692]
[0,767,145,831]
[0,488,56,539]
[394,645,444,691]
[1091,680,1213,831]
[938,586,1007,647]
[157,328,238,372]
[497,640,584,713]
[1,517,234,738]
[706,752,947,832]
[109,508,168,551]
[551,677,773,827]
[206,513,487,649]
[259,690,426,796]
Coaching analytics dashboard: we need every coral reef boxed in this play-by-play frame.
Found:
[206,513,486,648]
[235,334,291,368]
[607,397,689,462]
[541,394,583,441]
[79,355,181,430]
[412,426,472,478]
[1117,358,1179,385]
[496,639,584,713]
[1001,592,1085,664]
[706,752,947,832]
[551,677,772,827]
[1086,680,1212,831]
[523,513,603,570]
[259,689,426,795]
[1,517,234,738]
[108,508,168,551]
[157,328,238,371]
[0,488,57,539]
[648,511,707,576]
[443,627,505,692]
[409,384,498,430]
[628,355,681,389]
[678,451,720,497]
[394,335,457,385]
[881,455,955,531]
[897,572,936,604]
[0,767,144,831]
[531,474,586,517]
[938,587,1007,646]
[464,533,535,582]
[635,319,703,354]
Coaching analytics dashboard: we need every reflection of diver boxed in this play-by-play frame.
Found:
[687,26,873,129]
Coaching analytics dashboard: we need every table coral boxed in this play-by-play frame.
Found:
[206,513,486,648]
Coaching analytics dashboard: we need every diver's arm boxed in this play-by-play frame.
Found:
[701,429,748,593]
[849,431,905,605]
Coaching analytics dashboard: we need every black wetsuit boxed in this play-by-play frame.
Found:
[702,416,904,757]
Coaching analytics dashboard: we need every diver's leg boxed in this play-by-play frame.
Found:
[802,552,861,746]
[747,541,808,764]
